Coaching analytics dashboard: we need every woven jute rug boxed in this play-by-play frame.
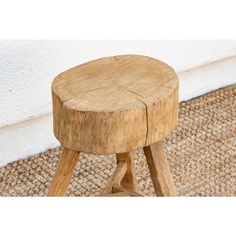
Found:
[0,85,236,197]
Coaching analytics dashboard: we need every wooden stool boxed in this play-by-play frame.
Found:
[48,55,179,197]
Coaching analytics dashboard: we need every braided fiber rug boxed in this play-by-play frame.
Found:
[0,84,236,196]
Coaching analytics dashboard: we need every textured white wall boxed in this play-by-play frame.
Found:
[1,40,236,127]
[0,40,236,167]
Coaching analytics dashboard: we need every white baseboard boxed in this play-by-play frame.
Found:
[0,56,236,167]
[0,114,59,167]
[179,56,236,101]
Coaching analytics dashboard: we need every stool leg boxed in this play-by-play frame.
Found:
[101,151,138,196]
[143,141,176,196]
[48,147,80,196]
[101,161,128,195]
[116,152,138,192]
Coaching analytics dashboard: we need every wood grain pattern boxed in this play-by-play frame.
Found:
[52,54,179,154]
[116,152,137,192]
[48,148,80,196]
[143,141,176,196]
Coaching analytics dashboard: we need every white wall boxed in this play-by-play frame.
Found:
[0,40,236,166]
[1,40,236,127]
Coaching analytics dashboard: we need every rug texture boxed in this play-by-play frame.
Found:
[0,85,236,196]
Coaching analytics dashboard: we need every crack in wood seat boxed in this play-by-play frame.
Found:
[48,54,179,197]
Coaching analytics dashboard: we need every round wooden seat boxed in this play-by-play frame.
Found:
[48,55,179,197]
[52,55,179,155]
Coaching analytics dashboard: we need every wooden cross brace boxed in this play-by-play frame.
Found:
[101,152,142,196]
